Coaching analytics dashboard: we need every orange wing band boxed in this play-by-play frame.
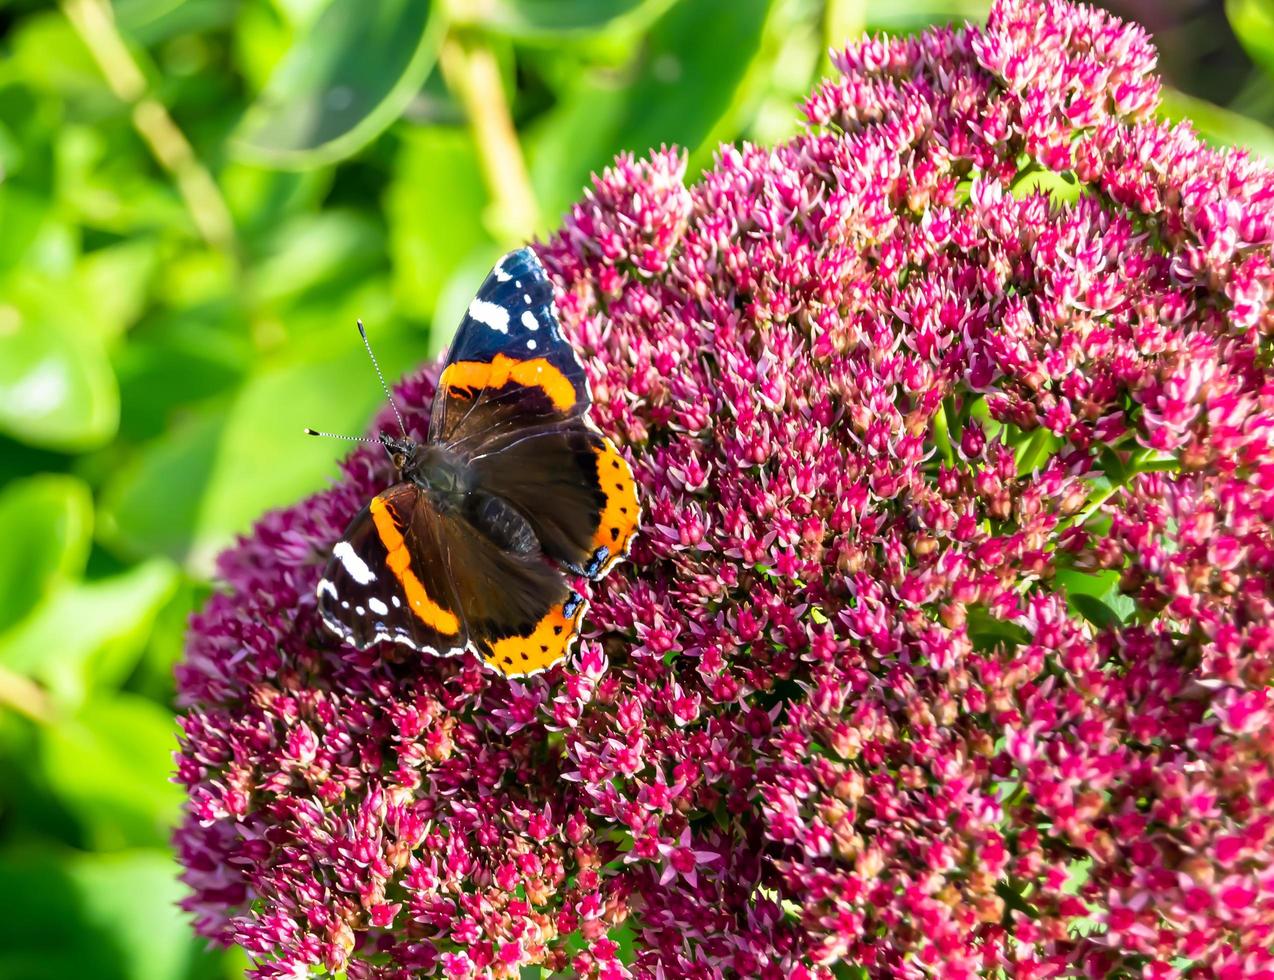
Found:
[369,496,462,635]
[482,595,587,677]
[589,439,640,578]
[440,354,578,413]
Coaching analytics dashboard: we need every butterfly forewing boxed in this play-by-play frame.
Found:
[317,484,467,655]
[430,248,590,451]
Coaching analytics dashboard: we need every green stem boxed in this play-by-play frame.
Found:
[440,32,539,243]
[0,665,54,725]
[62,0,237,254]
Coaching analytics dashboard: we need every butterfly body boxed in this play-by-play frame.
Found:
[316,248,640,676]
[387,438,472,508]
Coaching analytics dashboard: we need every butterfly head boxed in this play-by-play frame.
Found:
[379,433,418,472]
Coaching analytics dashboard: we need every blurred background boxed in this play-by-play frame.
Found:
[0,0,1270,976]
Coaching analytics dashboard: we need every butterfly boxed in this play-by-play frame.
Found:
[311,247,640,677]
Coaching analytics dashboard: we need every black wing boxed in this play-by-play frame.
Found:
[428,247,590,453]
[467,425,640,580]
[433,505,585,677]
[316,482,467,656]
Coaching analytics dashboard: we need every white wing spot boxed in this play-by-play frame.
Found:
[317,579,338,599]
[355,605,365,616]
[521,310,539,331]
[341,601,350,609]
[527,339,537,350]
[523,293,532,303]
[391,595,401,608]
[334,541,375,583]
[368,597,389,616]
[469,298,510,333]
[493,255,511,282]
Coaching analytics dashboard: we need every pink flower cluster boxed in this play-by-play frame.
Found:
[174,1,1274,976]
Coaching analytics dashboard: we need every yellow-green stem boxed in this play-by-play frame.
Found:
[440,32,540,243]
[0,665,54,725]
[62,0,237,255]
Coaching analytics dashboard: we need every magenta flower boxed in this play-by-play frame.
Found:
[175,1,1274,976]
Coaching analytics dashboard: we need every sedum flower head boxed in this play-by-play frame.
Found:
[175,1,1274,976]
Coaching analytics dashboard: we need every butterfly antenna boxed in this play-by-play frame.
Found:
[303,428,379,443]
[358,319,407,437]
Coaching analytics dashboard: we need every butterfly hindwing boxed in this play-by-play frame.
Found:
[468,425,640,580]
[432,507,585,676]
[429,248,590,450]
[317,483,467,655]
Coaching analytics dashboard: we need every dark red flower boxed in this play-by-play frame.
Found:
[175,1,1274,975]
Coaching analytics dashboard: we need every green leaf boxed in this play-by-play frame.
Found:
[232,0,444,168]
[457,0,663,39]
[387,127,494,319]
[0,475,93,634]
[114,317,248,442]
[1053,568,1134,630]
[0,302,120,451]
[4,12,103,97]
[863,0,990,32]
[1015,426,1060,476]
[0,184,54,272]
[529,0,776,220]
[73,239,161,340]
[0,849,223,980]
[1159,87,1274,162]
[1069,593,1125,631]
[38,695,183,850]
[113,0,238,46]
[0,559,178,709]
[965,603,1030,652]
[1009,167,1082,206]
[1227,0,1274,80]
[247,208,385,306]
[101,332,420,574]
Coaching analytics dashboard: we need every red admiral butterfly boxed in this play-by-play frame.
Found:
[310,248,639,676]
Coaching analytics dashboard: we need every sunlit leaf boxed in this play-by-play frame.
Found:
[114,0,238,46]
[863,0,989,32]
[101,331,420,575]
[1053,567,1135,630]
[965,604,1030,651]
[457,0,663,38]
[0,184,53,271]
[38,695,183,850]
[1227,0,1274,80]
[529,0,776,221]
[387,127,493,320]
[0,848,218,980]
[0,559,178,708]
[233,0,444,167]
[247,208,384,307]
[0,302,120,451]
[0,475,93,634]
[1159,87,1274,162]
[73,240,161,339]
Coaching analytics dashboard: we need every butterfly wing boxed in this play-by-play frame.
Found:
[429,247,590,451]
[429,245,640,579]
[433,508,585,677]
[467,425,640,580]
[317,482,467,655]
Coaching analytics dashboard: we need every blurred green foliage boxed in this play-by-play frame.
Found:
[0,0,1270,977]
